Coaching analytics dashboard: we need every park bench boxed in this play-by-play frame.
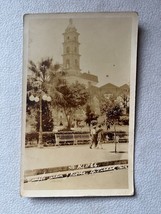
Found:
[55,132,91,146]
[73,133,91,145]
[118,138,128,143]
[55,133,74,146]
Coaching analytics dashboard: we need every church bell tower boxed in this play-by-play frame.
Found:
[62,19,81,74]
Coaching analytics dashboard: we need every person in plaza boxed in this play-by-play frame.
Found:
[90,125,97,149]
[106,134,109,143]
[96,124,104,149]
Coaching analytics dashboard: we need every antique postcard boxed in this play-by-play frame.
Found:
[21,12,138,197]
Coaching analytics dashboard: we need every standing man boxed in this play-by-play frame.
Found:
[96,125,104,149]
[90,125,97,149]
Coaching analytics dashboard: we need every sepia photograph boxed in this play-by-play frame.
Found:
[21,12,138,197]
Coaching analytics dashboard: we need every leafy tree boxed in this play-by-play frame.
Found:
[106,104,123,132]
[85,104,98,127]
[120,88,130,114]
[108,104,123,153]
[101,97,123,153]
[121,93,129,109]
[55,81,89,130]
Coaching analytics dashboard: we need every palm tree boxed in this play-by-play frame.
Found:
[28,58,66,103]
[27,58,65,146]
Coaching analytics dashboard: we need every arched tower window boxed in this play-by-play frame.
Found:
[66,47,70,53]
[67,36,70,40]
[66,59,70,69]
[74,47,77,53]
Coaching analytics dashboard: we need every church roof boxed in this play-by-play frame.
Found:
[99,83,130,96]
[119,84,130,92]
[100,83,118,91]
[80,72,98,83]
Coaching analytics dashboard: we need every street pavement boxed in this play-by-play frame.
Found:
[24,143,128,171]
[23,143,129,190]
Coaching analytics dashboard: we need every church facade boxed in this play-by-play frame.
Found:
[53,19,100,129]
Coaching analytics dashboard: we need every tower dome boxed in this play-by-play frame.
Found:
[65,19,77,32]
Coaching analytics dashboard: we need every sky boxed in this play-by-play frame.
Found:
[26,14,133,87]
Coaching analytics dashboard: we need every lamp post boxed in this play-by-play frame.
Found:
[29,93,51,148]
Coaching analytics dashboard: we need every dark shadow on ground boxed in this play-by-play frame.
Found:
[109,151,127,153]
